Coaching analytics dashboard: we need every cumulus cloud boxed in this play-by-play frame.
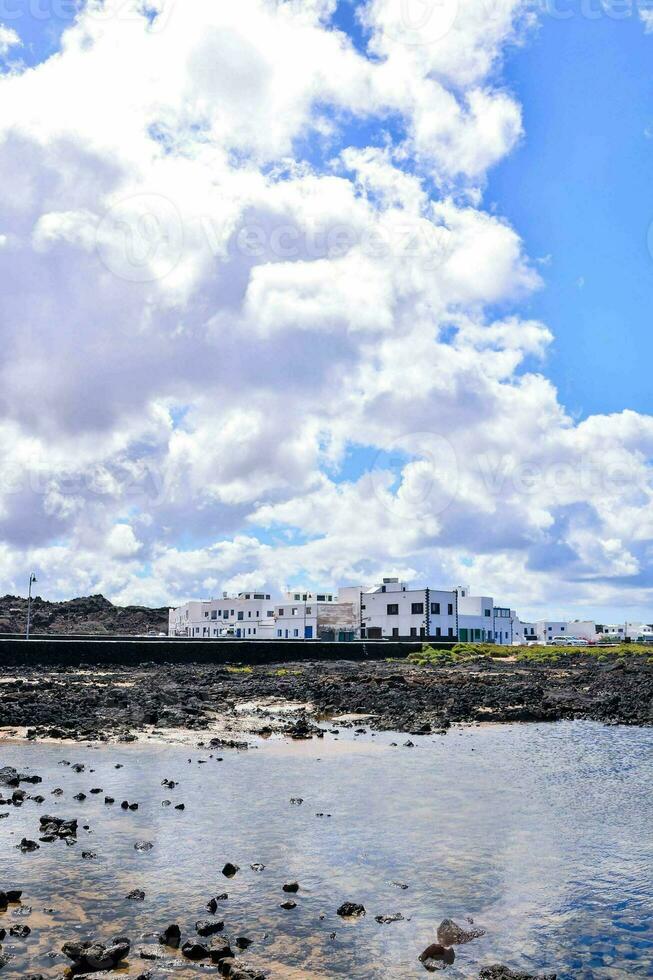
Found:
[0,25,20,57]
[0,0,652,619]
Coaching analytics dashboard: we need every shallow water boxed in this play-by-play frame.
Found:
[1,721,652,979]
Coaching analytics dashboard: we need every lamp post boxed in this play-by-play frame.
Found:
[26,573,37,640]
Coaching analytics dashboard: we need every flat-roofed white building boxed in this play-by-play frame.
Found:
[339,579,515,643]
[168,591,276,638]
[273,596,358,641]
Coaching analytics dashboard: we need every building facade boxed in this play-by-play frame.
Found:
[168,591,275,638]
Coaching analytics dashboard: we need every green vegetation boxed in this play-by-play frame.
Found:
[407,641,653,667]
[270,667,303,677]
[225,665,254,674]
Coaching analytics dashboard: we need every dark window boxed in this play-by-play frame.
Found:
[431,601,440,614]
[392,627,399,638]
[447,603,453,615]
[278,608,284,616]
[485,609,491,616]
[448,627,454,637]
[419,627,426,637]
[211,610,217,620]
[435,627,441,637]
[387,603,399,615]
[561,626,565,631]
[411,602,424,614]
[381,585,386,592]
[237,612,244,621]
[410,627,417,637]
[223,611,229,620]
[317,594,325,601]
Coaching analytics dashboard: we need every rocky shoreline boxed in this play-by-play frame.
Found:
[0,653,651,743]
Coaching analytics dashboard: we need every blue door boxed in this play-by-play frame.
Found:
[304,626,313,639]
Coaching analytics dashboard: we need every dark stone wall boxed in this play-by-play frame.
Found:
[0,637,423,666]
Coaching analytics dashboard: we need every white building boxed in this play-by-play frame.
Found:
[168,591,276,639]
[534,620,597,643]
[599,622,653,642]
[273,593,358,641]
[339,579,515,644]
[512,616,537,644]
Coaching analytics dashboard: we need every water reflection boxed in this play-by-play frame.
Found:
[0,721,651,978]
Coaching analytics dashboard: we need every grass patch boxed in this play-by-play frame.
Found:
[408,642,653,667]
[226,665,254,674]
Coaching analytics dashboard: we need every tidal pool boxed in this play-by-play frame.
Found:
[1,721,652,979]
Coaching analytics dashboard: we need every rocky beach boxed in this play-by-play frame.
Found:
[1,652,652,979]
[0,652,651,744]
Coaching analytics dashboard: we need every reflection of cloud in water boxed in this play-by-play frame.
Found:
[0,721,651,977]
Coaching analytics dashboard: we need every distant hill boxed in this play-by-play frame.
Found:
[0,593,169,636]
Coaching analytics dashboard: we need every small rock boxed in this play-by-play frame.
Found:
[437,918,486,945]
[181,940,210,960]
[196,920,224,937]
[207,894,228,912]
[280,900,297,910]
[282,882,299,893]
[375,913,404,924]
[134,841,153,852]
[159,924,181,948]
[337,902,366,918]
[126,889,145,901]
[222,862,240,878]
[419,943,455,971]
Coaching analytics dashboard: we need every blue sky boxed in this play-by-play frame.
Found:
[489,6,653,419]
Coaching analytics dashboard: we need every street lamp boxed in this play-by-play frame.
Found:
[26,573,37,640]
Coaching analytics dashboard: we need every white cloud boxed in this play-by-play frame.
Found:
[0,0,652,620]
[0,25,20,57]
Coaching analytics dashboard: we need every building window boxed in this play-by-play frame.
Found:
[223,611,229,620]
[294,594,300,600]
[293,629,299,637]
[560,626,565,631]
[292,607,298,616]
[253,628,256,635]
[448,603,453,615]
[237,612,244,621]
[211,610,217,620]
[278,608,284,616]
[431,602,440,614]
[277,629,282,637]
[411,602,424,615]
[485,609,491,616]
[410,627,417,637]
[387,603,399,615]
[204,611,209,618]
[448,627,454,637]
[392,627,399,638]
[420,627,426,637]
[435,627,441,637]
[317,594,325,601]
[306,606,312,614]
